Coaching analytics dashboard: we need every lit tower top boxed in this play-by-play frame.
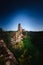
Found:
[18,23,22,32]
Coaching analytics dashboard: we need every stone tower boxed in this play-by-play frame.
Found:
[18,23,22,32]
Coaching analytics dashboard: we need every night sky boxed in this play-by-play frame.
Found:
[0,0,43,31]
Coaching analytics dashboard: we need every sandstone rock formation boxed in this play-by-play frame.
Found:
[0,40,17,65]
[11,23,27,45]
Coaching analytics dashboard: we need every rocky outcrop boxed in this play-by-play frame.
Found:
[0,40,17,65]
[11,23,27,44]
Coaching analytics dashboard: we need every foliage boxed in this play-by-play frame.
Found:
[12,40,24,50]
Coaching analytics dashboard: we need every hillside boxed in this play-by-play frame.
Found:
[0,29,43,65]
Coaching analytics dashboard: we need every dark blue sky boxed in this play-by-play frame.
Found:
[0,0,43,31]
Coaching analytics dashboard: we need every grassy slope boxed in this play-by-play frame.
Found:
[1,31,43,65]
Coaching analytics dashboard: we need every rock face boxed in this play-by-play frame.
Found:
[0,40,17,65]
[11,23,27,45]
